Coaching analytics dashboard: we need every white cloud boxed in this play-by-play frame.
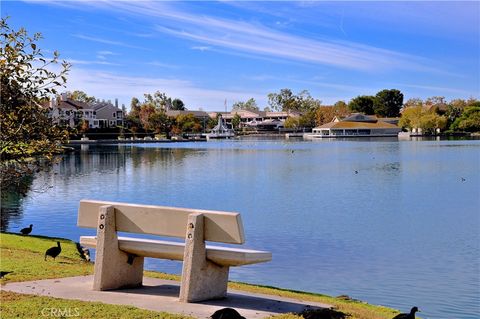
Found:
[51,1,430,72]
[64,67,266,111]
[67,59,120,66]
[146,61,179,69]
[191,46,211,52]
[72,34,146,50]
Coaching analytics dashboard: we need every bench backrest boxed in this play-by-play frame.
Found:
[77,199,245,244]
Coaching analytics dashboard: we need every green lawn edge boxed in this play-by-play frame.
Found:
[0,232,402,319]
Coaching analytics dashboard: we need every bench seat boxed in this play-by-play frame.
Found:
[80,236,272,267]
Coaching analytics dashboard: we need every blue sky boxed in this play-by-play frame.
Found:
[3,1,479,111]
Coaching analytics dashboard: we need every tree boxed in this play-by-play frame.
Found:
[399,106,423,130]
[174,114,202,133]
[297,90,322,111]
[268,89,296,112]
[418,112,447,134]
[232,98,259,111]
[373,89,403,117]
[284,117,300,129]
[315,101,350,126]
[171,98,186,111]
[207,117,218,130]
[70,90,96,103]
[348,95,375,115]
[144,91,172,110]
[267,89,320,112]
[231,113,242,130]
[0,17,70,192]
[399,106,447,134]
[298,109,317,128]
[139,104,156,131]
[130,97,141,115]
[403,98,423,109]
[315,107,335,126]
[450,106,480,132]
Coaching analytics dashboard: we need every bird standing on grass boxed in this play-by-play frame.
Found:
[20,224,33,235]
[210,308,246,319]
[44,242,62,261]
[392,307,420,319]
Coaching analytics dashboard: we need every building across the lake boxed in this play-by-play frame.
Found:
[304,113,401,138]
[208,109,301,130]
[46,93,125,129]
[47,93,99,128]
[93,99,125,128]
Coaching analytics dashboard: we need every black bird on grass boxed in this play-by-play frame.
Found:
[45,242,62,261]
[0,271,13,278]
[392,307,420,319]
[211,308,246,319]
[20,224,33,235]
[300,307,347,319]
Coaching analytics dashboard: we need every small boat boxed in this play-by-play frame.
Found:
[205,116,235,140]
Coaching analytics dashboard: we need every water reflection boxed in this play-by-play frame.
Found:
[2,140,479,319]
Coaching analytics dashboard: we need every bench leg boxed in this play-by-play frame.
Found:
[179,213,230,302]
[93,205,144,291]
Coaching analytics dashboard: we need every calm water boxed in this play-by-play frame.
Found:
[2,138,479,319]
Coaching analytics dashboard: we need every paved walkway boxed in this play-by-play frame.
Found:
[2,276,331,318]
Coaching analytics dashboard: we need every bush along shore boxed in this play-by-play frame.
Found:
[0,233,403,319]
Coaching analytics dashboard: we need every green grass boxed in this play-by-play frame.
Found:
[0,291,193,319]
[1,232,402,319]
[0,232,92,283]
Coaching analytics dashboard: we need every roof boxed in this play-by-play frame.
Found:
[342,113,377,122]
[166,110,209,118]
[316,121,400,130]
[93,102,122,112]
[57,99,92,110]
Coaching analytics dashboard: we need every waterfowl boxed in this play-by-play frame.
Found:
[45,242,62,261]
[300,307,347,319]
[211,308,246,319]
[392,307,420,319]
[20,224,33,235]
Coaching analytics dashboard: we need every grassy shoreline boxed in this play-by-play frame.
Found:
[1,233,400,319]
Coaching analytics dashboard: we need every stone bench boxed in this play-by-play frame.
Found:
[77,199,272,302]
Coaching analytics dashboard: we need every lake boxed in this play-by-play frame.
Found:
[2,138,479,319]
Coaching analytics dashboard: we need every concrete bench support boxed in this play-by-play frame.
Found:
[93,205,144,291]
[179,213,229,302]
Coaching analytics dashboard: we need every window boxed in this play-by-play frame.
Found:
[113,112,116,118]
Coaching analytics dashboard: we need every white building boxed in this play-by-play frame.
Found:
[48,93,99,129]
[93,99,125,128]
[305,113,401,138]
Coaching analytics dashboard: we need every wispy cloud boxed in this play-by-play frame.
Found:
[56,1,429,72]
[72,34,146,50]
[146,61,179,69]
[67,58,120,66]
[64,67,266,111]
[96,50,117,60]
[393,83,471,95]
[244,74,373,93]
[191,46,211,52]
